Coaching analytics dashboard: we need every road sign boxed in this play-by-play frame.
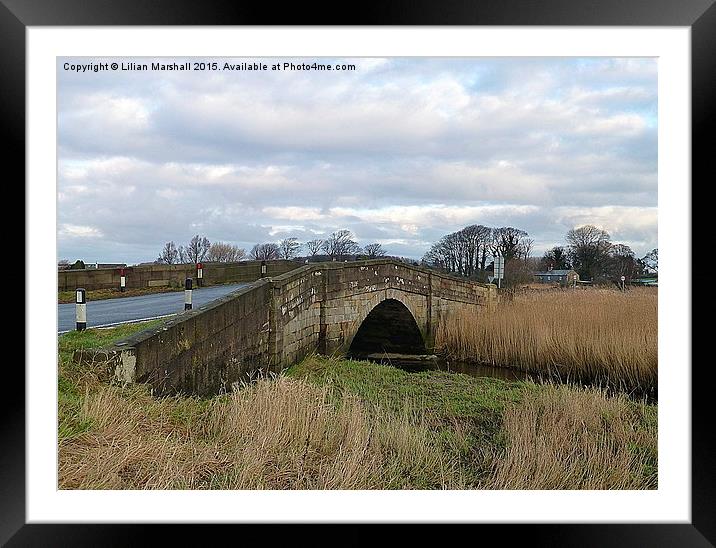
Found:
[620,275,625,281]
[493,256,505,279]
[492,255,505,288]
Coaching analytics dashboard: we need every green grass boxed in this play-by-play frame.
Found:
[59,319,163,359]
[287,356,539,484]
[288,354,531,417]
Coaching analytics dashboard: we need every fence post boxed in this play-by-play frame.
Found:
[75,288,87,331]
[184,278,192,310]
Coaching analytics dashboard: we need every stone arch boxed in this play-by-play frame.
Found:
[347,298,426,357]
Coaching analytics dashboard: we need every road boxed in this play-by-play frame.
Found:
[58,283,249,333]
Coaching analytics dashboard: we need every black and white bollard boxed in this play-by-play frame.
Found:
[261,260,267,278]
[196,262,203,287]
[75,288,87,331]
[184,278,193,310]
[119,268,126,292]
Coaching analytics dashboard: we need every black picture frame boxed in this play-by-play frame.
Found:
[6,0,709,544]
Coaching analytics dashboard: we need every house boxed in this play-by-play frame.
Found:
[534,269,579,285]
[632,277,658,287]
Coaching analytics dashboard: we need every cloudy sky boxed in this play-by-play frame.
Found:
[57,57,657,264]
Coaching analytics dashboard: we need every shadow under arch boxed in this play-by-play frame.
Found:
[348,298,426,357]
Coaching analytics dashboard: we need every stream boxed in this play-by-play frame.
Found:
[354,352,657,402]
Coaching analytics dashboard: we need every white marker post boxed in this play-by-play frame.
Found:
[75,288,87,331]
[261,260,267,278]
[184,278,193,310]
[119,268,126,292]
[196,262,203,287]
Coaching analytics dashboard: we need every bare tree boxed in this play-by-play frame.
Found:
[519,237,534,261]
[491,227,530,262]
[566,225,612,281]
[423,224,531,284]
[363,243,386,258]
[206,242,246,262]
[422,232,467,275]
[305,239,324,257]
[157,241,179,264]
[322,230,360,260]
[460,224,493,277]
[279,237,301,260]
[250,242,280,261]
[185,235,211,263]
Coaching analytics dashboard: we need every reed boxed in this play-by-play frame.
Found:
[436,287,657,393]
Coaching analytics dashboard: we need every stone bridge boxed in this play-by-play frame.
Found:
[78,259,496,396]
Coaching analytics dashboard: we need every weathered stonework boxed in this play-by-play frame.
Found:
[75,259,496,396]
[58,260,298,292]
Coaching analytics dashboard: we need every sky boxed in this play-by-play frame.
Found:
[57,57,657,264]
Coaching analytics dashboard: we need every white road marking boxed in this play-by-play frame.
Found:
[58,313,178,335]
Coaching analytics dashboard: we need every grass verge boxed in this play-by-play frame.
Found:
[58,286,182,303]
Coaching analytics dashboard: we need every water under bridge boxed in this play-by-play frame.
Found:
[76,259,497,396]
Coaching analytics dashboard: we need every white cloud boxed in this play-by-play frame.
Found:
[57,57,657,262]
[329,204,540,228]
[553,206,657,252]
[262,206,324,221]
[58,224,104,238]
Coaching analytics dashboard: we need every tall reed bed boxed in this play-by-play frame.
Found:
[436,287,657,394]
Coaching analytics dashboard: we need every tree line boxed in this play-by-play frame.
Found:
[156,230,388,265]
[155,224,657,285]
[543,225,657,282]
[421,222,657,284]
[421,225,533,282]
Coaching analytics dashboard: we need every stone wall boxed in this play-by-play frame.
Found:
[76,259,496,397]
[83,281,274,397]
[58,260,298,292]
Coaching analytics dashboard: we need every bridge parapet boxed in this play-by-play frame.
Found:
[75,259,496,396]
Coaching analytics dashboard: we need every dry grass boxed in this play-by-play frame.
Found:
[58,323,656,490]
[483,385,657,489]
[436,287,657,393]
[58,376,467,490]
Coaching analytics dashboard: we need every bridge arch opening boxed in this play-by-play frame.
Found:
[348,298,426,357]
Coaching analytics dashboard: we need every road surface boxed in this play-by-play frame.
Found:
[58,283,249,333]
